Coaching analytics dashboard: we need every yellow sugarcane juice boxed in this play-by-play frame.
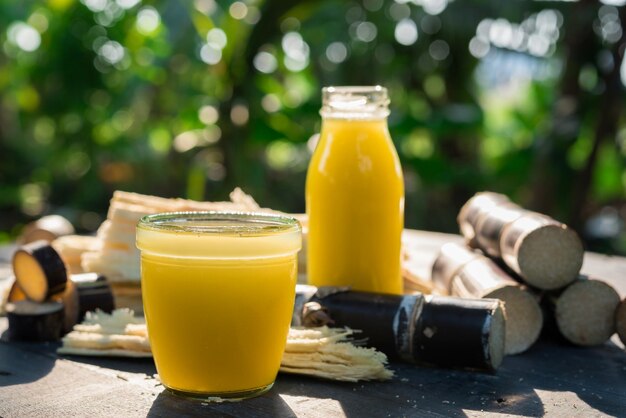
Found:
[136,212,301,400]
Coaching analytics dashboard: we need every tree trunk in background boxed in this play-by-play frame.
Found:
[529,0,597,220]
[569,5,626,229]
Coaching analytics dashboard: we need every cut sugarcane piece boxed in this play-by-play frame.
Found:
[430,242,481,294]
[500,213,583,290]
[474,204,526,258]
[432,243,543,355]
[554,277,620,346]
[616,299,626,347]
[452,258,542,355]
[19,215,75,244]
[298,287,505,372]
[457,192,511,248]
[72,273,115,321]
[57,273,115,332]
[12,240,68,302]
[6,300,65,342]
[8,279,27,303]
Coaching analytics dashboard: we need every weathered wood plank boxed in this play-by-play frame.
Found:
[1,232,626,417]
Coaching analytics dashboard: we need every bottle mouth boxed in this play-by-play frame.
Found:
[321,86,390,119]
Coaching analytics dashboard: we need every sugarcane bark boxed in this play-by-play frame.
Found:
[474,204,526,258]
[310,289,505,371]
[430,243,480,294]
[457,192,510,247]
[6,300,65,342]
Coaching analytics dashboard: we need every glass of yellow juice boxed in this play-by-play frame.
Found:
[136,212,301,401]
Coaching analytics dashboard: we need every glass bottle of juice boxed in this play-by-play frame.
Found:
[306,86,404,294]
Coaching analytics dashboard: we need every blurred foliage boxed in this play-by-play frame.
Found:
[0,0,625,254]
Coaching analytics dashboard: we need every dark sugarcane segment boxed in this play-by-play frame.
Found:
[6,300,65,342]
[303,287,505,371]
[12,240,68,302]
[415,295,504,372]
[72,273,115,321]
[474,204,526,258]
[457,192,511,248]
[553,277,620,346]
[616,299,626,347]
[500,213,583,290]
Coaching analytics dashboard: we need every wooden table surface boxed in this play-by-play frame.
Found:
[1,230,625,417]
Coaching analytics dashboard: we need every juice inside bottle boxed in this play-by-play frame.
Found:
[306,86,404,294]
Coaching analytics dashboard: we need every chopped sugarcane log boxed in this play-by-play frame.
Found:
[295,285,505,372]
[432,243,543,355]
[58,273,115,332]
[19,214,75,244]
[474,204,526,258]
[552,277,620,346]
[6,300,65,342]
[430,242,480,294]
[12,240,68,302]
[71,273,115,321]
[616,299,626,347]
[457,192,511,248]
[499,213,583,290]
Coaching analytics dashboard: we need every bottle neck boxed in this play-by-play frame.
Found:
[320,86,390,120]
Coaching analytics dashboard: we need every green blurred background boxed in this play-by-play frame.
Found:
[1,0,625,254]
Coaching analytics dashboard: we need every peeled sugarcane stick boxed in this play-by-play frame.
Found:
[550,277,620,346]
[294,285,505,372]
[458,192,511,248]
[500,213,584,290]
[616,299,626,347]
[432,243,543,355]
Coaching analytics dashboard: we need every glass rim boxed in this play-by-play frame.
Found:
[137,211,301,236]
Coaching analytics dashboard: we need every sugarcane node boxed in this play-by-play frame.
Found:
[616,299,626,347]
[12,240,69,303]
[449,256,543,355]
[6,299,65,342]
[457,192,511,248]
[474,204,526,258]
[554,277,620,346]
[302,301,334,327]
[500,213,583,290]
[430,242,481,294]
